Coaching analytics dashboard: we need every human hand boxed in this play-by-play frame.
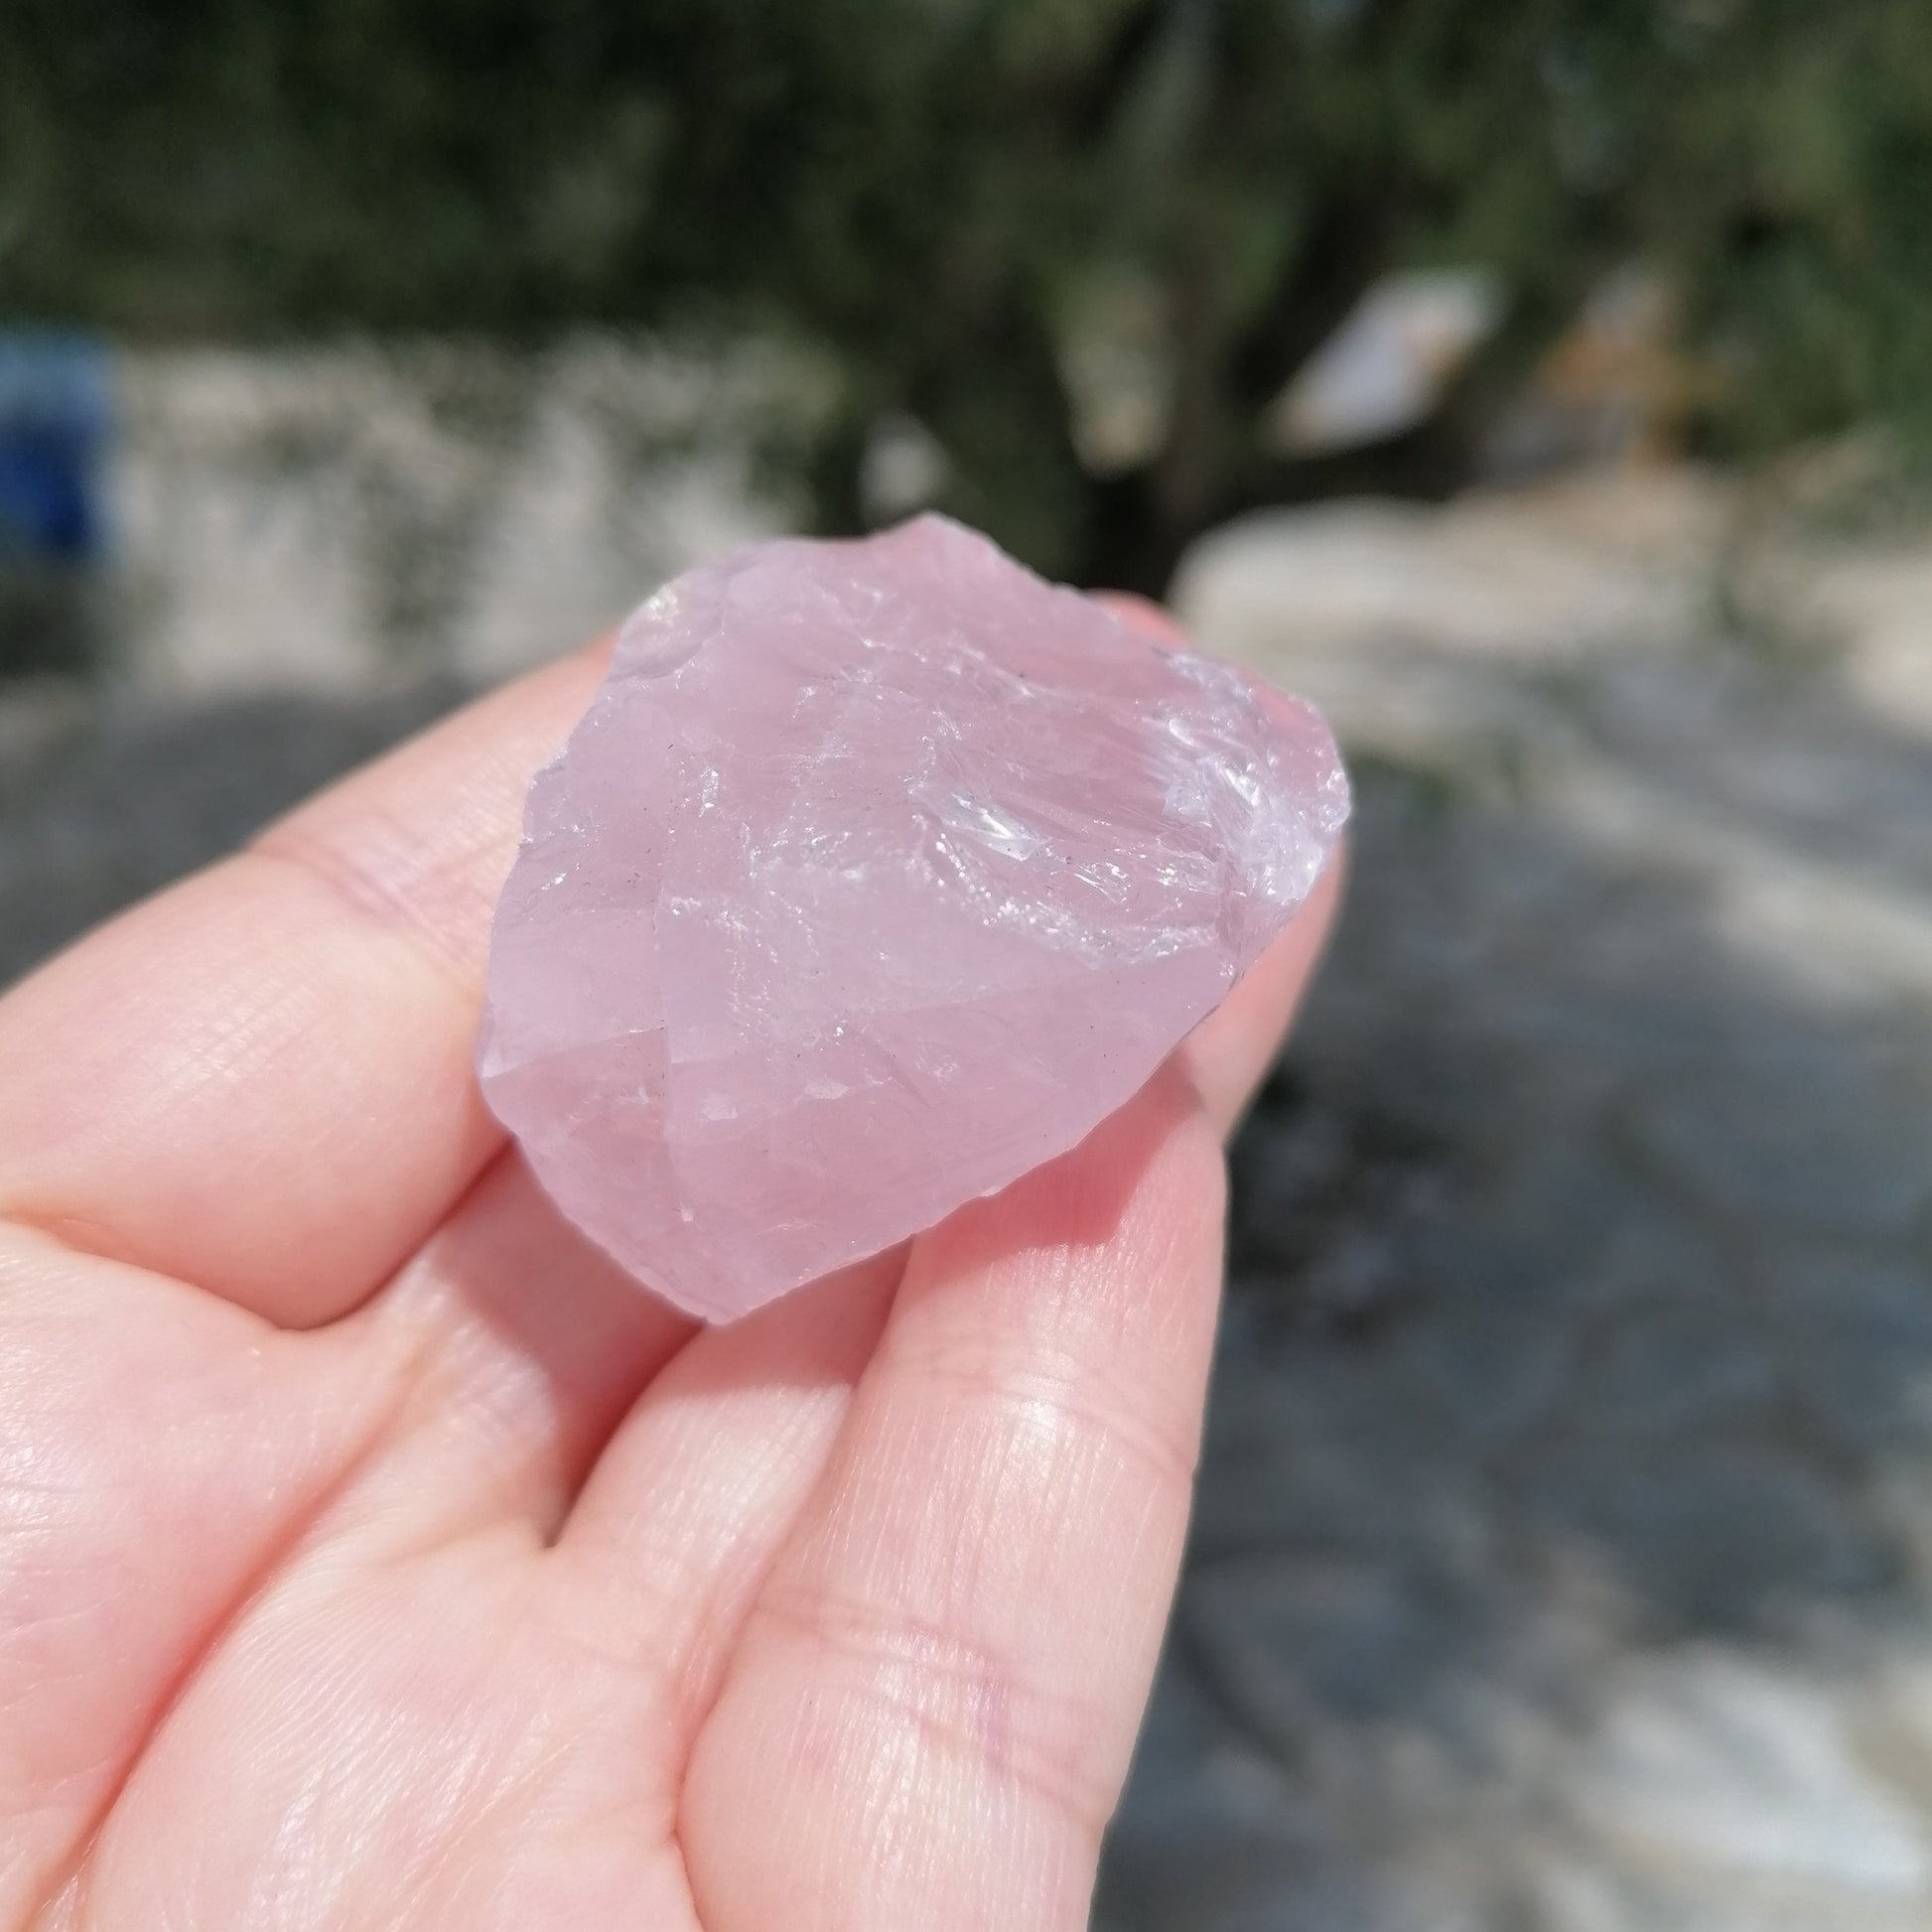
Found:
[0,609,1338,1931]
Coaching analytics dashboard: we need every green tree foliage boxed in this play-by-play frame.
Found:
[3,0,1929,584]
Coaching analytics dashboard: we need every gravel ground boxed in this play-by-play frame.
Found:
[1100,477,1932,1931]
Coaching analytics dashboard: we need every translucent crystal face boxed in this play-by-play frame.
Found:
[479,514,1348,1320]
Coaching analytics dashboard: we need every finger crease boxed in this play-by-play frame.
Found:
[902,1350,1201,1499]
[752,1584,1116,1844]
[247,825,481,994]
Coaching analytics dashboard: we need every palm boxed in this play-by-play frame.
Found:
[0,621,1336,1932]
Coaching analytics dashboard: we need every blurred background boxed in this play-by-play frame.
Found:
[7,3,1932,1926]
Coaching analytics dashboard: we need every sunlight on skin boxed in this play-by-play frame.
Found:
[0,601,1340,1932]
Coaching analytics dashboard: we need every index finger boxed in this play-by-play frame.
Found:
[0,643,607,1325]
[0,592,1333,1334]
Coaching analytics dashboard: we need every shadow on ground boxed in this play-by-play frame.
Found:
[1103,641,1932,1932]
[0,679,463,984]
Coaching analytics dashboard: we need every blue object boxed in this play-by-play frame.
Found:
[0,333,112,564]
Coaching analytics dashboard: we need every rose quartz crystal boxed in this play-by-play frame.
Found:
[479,513,1347,1320]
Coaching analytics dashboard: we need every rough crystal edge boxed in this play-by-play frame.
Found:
[481,514,1351,1319]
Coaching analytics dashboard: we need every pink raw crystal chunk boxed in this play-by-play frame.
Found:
[479,514,1347,1321]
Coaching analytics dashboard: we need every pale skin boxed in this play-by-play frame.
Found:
[0,600,1339,1932]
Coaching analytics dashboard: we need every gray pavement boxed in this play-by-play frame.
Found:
[1097,479,1932,1930]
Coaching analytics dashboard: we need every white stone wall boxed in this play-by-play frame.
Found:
[106,339,784,695]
